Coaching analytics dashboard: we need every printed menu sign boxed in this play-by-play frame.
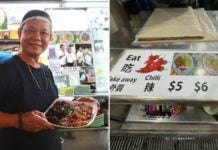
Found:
[110,49,218,99]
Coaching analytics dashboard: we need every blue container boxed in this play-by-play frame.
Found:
[0,51,12,63]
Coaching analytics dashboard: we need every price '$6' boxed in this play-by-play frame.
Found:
[194,81,208,93]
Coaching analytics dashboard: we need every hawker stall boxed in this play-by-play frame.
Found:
[110,1,218,149]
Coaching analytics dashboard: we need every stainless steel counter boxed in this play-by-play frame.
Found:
[57,96,109,150]
[61,128,109,150]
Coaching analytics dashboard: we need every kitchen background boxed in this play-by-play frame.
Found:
[0,0,109,150]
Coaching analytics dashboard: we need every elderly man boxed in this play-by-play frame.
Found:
[0,10,61,150]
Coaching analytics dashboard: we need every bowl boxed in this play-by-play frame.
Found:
[80,32,90,42]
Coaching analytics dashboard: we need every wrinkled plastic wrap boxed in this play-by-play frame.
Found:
[132,7,218,46]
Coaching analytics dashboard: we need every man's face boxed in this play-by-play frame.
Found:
[18,19,51,57]
[67,47,72,53]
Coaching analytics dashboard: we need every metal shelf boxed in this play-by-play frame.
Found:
[126,105,217,124]
[111,133,218,150]
[118,104,218,132]
[110,95,218,106]
[59,126,109,132]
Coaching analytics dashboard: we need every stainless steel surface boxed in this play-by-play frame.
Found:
[110,95,218,105]
[61,129,109,150]
[126,105,217,124]
[110,104,130,122]
[60,127,109,132]
[110,103,218,133]
[110,134,218,150]
[121,122,218,133]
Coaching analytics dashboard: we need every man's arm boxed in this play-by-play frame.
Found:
[0,110,54,132]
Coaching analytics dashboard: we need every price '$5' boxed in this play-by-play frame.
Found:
[168,80,183,92]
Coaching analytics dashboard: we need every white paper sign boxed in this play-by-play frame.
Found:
[110,49,218,100]
[63,67,80,86]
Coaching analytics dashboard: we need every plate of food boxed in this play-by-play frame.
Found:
[172,53,194,75]
[45,98,97,128]
[75,96,101,115]
[62,32,74,43]
[80,32,90,42]
[203,53,218,75]
[50,33,58,43]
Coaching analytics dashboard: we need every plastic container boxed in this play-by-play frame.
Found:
[58,86,74,96]
[88,113,105,128]
[45,98,97,129]
[0,51,12,63]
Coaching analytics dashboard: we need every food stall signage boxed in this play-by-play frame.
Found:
[110,50,218,99]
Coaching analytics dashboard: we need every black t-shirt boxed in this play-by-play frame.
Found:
[0,55,61,150]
